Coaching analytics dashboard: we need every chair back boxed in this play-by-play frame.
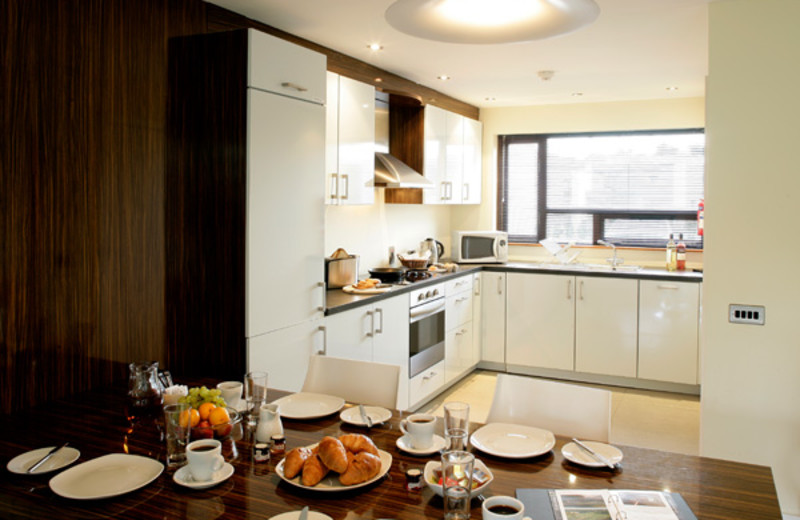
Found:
[486,374,611,442]
[301,355,400,409]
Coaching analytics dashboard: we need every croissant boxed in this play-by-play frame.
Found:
[339,451,381,486]
[317,436,349,473]
[338,433,379,457]
[301,449,329,486]
[283,447,312,479]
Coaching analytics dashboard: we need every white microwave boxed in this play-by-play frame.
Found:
[452,231,509,264]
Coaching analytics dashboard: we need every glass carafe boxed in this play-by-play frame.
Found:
[127,361,164,421]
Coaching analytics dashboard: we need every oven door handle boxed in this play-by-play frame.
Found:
[409,298,446,322]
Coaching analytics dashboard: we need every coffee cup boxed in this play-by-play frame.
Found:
[217,381,243,409]
[186,439,225,482]
[482,496,526,520]
[399,413,436,450]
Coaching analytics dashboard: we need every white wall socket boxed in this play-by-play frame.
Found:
[729,304,765,325]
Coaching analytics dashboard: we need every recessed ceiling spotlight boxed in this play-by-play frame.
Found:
[374,77,383,83]
[368,43,384,51]
[571,92,584,97]
[485,97,496,102]
[385,0,600,44]
[437,75,451,81]
[537,70,555,81]
[666,86,679,91]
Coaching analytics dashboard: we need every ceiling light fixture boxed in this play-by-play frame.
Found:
[385,0,600,44]
[437,74,451,80]
[666,86,679,91]
[368,43,384,51]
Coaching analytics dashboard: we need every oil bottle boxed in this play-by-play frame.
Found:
[666,233,677,272]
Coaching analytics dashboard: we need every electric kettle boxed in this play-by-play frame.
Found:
[420,238,445,265]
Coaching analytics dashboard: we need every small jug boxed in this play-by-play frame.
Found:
[255,403,283,444]
[127,361,164,421]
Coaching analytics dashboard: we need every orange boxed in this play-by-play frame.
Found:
[198,402,217,421]
[179,408,200,428]
[208,406,230,426]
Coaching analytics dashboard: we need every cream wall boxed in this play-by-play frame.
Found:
[452,97,706,268]
[703,0,800,515]
[325,197,451,276]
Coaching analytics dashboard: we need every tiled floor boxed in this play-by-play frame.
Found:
[417,369,701,456]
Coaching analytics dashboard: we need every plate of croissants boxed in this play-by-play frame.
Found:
[276,433,391,491]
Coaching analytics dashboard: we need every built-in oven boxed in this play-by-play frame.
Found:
[408,285,446,378]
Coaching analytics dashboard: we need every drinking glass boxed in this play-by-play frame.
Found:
[441,450,475,520]
[444,401,470,451]
[163,402,191,468]
[244,371,268,427]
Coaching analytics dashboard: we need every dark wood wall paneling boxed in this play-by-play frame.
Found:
[1,0,479,414]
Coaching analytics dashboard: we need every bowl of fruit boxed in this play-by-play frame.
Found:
[424,458,493,499]
[179,386,242,440]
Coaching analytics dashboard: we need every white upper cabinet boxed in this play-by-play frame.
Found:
[461,117,483,204]
[248,30,326,104]
[422,105,481,205]
[325,72,375,205]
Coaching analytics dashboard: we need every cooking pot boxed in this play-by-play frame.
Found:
[368,267,407,284]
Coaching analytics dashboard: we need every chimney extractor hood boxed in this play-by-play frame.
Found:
[373,94,433,188]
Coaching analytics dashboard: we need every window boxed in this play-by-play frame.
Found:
[498,129,705,249]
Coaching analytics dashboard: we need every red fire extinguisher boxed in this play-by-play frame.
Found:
[697,199,704,236]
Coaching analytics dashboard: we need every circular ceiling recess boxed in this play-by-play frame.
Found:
[385,0,600,44]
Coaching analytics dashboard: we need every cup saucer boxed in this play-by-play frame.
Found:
[174,462,234,489]
[396,434,447,456]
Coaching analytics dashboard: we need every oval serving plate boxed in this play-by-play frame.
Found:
[49,453,163,500]
[275,448,392,492]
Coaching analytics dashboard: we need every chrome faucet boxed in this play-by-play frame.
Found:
[597,240,624,270]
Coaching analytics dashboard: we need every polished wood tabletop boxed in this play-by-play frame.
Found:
[0,380,782,520]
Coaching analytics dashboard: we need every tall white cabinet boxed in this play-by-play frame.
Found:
[167,29,326,381]
[479,272,506,369]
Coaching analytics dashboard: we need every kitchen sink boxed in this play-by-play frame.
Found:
[532,263,643,273]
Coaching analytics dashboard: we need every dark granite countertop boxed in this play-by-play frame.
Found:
[325,262,702,315]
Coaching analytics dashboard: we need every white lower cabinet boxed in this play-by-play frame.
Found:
[445,276,474,384]
[638,280,700,384]
[247,319,325,393]
[575,276,639,378]
[471,273,482,367]
[506,273,575,371]
[409,360,445,408]
[324,293,410,409]
[479,272,506,366]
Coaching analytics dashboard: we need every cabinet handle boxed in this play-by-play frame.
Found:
[330,173,339,201]
[341,174,349,200]
[567,279,572,300]
[317,282,326,311]
[281,82,308,92]
[497,276,503,295]
[375,308,384,335]
[448,181,454,200]
[366,310,374,337]
[474,277,481,296]
[463,183,469,201]
[579,280,585,300]
[455,329,466,336]
[440,182,447,201]
[317,325,327,355]
[456,296,469,303]
[423,371,437,381]
[658,284,679,290]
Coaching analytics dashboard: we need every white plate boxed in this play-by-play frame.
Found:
[470,423,555,459]
[395,434,447,456]
[7,446,81,475]
[561,441,623,468]
[272,393,345,420]
[423,458,494,499]
[271,511,333,520]
[276,448,392,491]
[340,406,392,427]
[173,462,234,489]
[49,453,164,500]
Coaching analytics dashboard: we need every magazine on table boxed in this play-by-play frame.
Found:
[515,488,697,520]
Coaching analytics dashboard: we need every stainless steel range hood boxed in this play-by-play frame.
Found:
[373,93,433,189]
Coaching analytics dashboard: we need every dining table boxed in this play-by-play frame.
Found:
[0,378,783,520]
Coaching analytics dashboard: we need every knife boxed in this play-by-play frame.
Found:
[299,506,309,520]
[358,404,373,428]
[571,438,616,469]
[27,442,69,474]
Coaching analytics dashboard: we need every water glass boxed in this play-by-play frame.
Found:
[441,450,475,520]
[163,402,191,468]
[444,401,470,451]
[244,371,268,426]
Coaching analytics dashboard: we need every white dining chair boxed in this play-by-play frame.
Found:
[301,355,400,409]
[486,373,611,442]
